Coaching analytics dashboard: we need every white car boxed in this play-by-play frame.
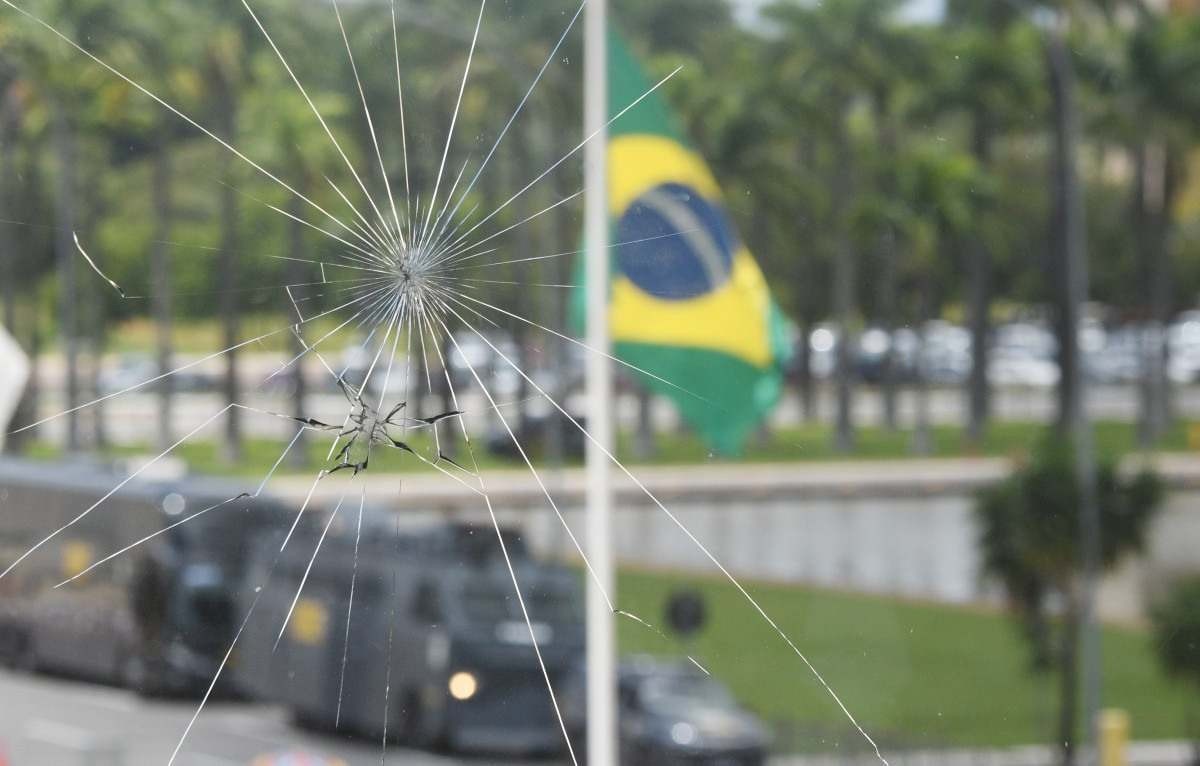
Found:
[988,349,1060,387]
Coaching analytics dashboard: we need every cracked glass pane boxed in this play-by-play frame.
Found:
[1,2,1197,766]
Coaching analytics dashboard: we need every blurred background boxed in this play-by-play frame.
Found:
[1,0,1200,764]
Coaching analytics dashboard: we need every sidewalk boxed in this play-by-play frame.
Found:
[269,453,1200,506]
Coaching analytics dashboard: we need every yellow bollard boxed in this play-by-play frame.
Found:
[1099,708,1130,766]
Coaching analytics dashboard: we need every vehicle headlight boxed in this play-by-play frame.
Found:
[669,721,697,746]
[448,671,478,701]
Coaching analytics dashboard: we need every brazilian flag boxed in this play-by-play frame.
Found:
[574,30,791,456]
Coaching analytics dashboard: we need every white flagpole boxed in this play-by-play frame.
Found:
[584,0,617,764]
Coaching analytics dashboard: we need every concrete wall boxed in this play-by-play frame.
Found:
[280,456,1200,622]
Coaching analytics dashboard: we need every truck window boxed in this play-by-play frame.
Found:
[412,581,441,623]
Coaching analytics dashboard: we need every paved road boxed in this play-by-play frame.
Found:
[29,382,1200,448]
[0,669,556,766]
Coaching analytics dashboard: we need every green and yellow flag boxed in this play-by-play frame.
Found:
[575,30,791,456]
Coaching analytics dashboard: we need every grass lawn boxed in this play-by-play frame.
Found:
[97,315,351,354]
[24,419,1197,476]
[25,430,517,477]
[640,418,1195,465]
[616,569,1194,752]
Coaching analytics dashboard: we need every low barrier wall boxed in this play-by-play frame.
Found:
[275,455,1200,622]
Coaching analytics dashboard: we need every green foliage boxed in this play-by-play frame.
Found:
[976,435,1163,670]
[1152,577,1200,693]
[1,0,1200,371]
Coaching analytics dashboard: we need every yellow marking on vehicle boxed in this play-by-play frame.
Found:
[60,541,93,580]
[289,598,328,646]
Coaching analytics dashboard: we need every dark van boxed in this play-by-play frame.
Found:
[236,510,584,756]
[0,458,290,695]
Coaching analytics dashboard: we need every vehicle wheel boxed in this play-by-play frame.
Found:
[394,690,423,746]
[13,634,38,674]
[118,652,163,697]
[632,743,669,766]
[0,625,20,668]
[118,652,146,692]
[398,690,446,752]
[291,707,331,733]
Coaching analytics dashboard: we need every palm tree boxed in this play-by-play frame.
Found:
[766,0,899,452]
[243,43,352,468]
[1123,9,1200,445]
[0,73,17,336]
[941,2,1042,446]
[113,3,204,451]
[977,439,1162,766]
[855,19,928,432]
[0,64,54,452]
[2,0,136,453]
[203,23,248,465]
[896,145,984,453]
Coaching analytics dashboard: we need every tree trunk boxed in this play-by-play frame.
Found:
[796,317,814,423]
[879,228,899,432]
[1135,141,1173,447]
[966,113,993,447]
[152,139,174,451]
[286,192,308,470]
[0,89,15,337]
[832,109,856,453]
[53,103,80,452]
[88,264,107,449]
[633,384,655,460]
[1150,145,1177,441]
[545,126,572,468]
[873,89,899,432]
[1133,144,1154,448]
[912,324,932,456]
[912,248,937,457]
[8,128,39,450]
[0,93,21,453]
[217,81,242,464]
[19,320,41,449]
[512,133,534,442]
[793,137,818,427]
[437,329,458,460]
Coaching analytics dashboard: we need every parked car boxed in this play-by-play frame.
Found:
[1088,326,1141,384]
[807,324,838,380]
[446,330,520,396]
[855,327,920,384]
[918,321,971,385]
[988,348,1060,387]
[566,656,770,766]
[987,322,1059,387]
[487,412,586,460]
[1168,314,1200,383]
[100,354,213,395]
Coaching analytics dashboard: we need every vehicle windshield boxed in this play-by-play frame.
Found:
[456,579,579,627]
[458,581,516,624]
[638,674,736,716]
